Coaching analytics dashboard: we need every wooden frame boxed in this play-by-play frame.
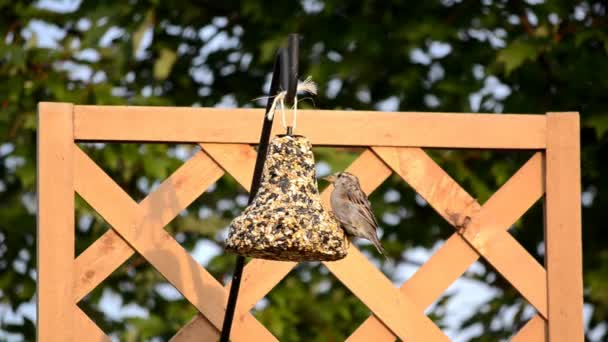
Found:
[37,103,584,341]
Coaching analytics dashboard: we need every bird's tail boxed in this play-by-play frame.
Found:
[370,234,386,258]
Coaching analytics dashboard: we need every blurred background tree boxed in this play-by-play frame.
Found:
[1,0,607,341]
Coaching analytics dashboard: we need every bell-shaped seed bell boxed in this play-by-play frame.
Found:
[225,135,348,261]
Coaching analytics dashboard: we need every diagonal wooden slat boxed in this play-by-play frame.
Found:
[476,230,547,311]
[74,306,110,342]
[73,146,276,341]
[374,147,547,314]
[346,235,477,342]
[348,149,545,341]
[172,260,297,342]
[510,315,547,342]
[173,147,393,341]
[74,230,134,301]
[73,148,224,301]
[202,143,257,187]
[326,247,450,341]
[171,315,220,342]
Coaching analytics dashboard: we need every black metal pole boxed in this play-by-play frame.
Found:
[220,34,298,340]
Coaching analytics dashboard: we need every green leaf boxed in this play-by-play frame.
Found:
[153,48,177,80]
[496,40,539,75]
[132,9,155,55]
[585,115,608,139]
[24,33,38,50]
[125,315,167,339]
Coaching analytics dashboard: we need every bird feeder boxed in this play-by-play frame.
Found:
[225,134,349,261]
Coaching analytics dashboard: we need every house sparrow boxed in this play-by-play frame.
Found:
[323,172,386,256]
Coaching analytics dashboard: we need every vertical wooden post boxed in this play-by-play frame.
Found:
[545,112,584,342]
[37,102,75,341]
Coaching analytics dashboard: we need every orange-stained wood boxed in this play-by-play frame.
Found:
[374,148,547,314]
[171,258,298,342]
[170,314,220,342]
[73,149,224,301]
[173,148,393,341]
[73,147,276,342]
[348,150,545,341]
[201,143,257,189]
[73,106,547,149]
[510,315,547,342]
[37,103,75,342]
[326,246,450,341]
[347,233,481,342]
[478,230,547,313]
[37,104,584,342]
[73,230,132,301]
[74,307,110,342]
[545,113,584,342]
[372,147,482,224]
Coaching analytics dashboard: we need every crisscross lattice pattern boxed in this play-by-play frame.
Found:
[37,103,583,342]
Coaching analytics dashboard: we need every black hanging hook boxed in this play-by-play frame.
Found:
[286,33,299,107]
[219,34,299,342]
[282,33,299,135]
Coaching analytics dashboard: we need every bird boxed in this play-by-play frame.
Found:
[323,172,386,256]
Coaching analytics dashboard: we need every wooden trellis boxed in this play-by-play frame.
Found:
[37,103,583,341]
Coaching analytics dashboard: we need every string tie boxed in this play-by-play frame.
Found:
[263,76,317,131]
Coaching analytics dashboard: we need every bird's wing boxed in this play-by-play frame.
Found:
[346,184,379,229]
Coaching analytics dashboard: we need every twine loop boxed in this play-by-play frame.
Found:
[265,77,317,131]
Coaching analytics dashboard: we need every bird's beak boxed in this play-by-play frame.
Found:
[322,175,337,183]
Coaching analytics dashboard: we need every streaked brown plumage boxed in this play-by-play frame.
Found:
[324,172,386,256]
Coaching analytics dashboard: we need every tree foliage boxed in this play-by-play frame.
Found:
[1,0,607,341]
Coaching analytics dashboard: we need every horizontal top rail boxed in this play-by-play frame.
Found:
[72,105,547,149]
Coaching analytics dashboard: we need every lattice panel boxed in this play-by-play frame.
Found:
[37,103,584,342]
